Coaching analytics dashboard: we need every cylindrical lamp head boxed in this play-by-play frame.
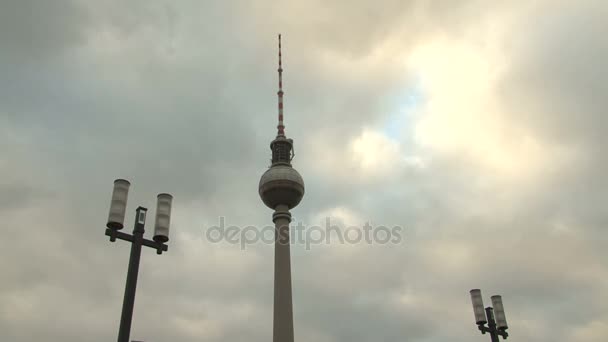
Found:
[107,179,130,230]
[470,289,487,324]
[491,295,508,330]
[153,193,173,243]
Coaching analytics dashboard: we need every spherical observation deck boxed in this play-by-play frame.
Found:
[259,165,305,210]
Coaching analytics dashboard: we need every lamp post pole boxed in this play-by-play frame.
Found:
[469,289,509,341]
[484,307,501,342]
[105,179,173,342]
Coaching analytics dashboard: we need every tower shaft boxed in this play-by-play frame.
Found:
[272,204,294,342]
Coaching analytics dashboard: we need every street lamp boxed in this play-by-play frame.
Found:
[469,289,509,341]
[105,179,173,342]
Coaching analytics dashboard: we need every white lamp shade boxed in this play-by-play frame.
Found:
[153,193,173,242]
[470,289,487,324]
[107,179,130,229]
[491,295,508,329]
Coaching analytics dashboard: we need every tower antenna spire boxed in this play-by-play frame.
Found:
[277,34,285,137]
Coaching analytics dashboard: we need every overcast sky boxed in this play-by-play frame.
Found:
[1,1,607,341]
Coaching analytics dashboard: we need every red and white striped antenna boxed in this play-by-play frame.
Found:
[277,34,285,137]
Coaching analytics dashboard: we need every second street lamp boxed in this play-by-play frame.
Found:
[105,179,174,342]
[469,289,509,341]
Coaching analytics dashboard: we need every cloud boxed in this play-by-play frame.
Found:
[1,1,607,342]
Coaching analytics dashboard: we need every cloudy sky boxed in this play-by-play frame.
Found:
[1,0,607,341]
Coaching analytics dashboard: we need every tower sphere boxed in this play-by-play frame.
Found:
[259,165,305,210]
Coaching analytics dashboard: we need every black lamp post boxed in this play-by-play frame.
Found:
[470,289,509,341]
[105,179,173,342]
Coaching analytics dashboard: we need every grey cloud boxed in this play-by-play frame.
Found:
[0,0,89,59]
[1,1,608,342]
[501,0,608,148]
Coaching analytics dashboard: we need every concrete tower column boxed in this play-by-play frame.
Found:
[272,204,294,342]
[259,34,304,342]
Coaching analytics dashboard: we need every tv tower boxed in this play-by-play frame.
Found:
[259,34,305,342]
